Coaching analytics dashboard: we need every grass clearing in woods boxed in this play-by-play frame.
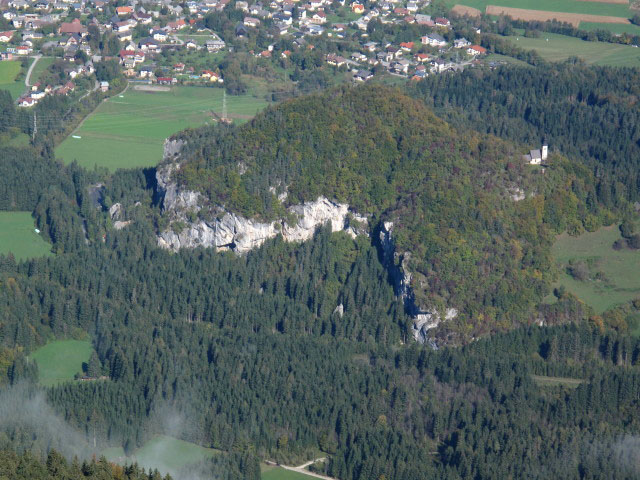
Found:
[531,375,585,387]
[55,86,268,171]
[30,340,93,386]
[261,464,321,480]
[552,224,640,313]
[104,435,221,477]
[0,211,52,260]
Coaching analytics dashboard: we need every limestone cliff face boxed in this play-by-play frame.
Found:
[156,140,453,344]
[155,159,367,254]
[378,222,457,344]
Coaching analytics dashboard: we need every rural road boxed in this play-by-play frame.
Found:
[24,54,42,88]
[273,457,336,480]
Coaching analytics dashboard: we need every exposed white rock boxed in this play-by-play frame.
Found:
[509,187,525,202]
[163,138,185,159]
[333,303,344,318]
[113,220,133,230]
[157,196,367,253]
[109,203,122,221]
[156,162,368,254]
[412,308,458,343]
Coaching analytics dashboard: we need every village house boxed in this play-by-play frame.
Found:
[201,69,223,82]
[59,18,86,35]
[466,45,487,56]
[422,33,446,47]
[156,76,177,85]
[351,3,364,13]
[454,37,471,48]
[152,30,167,42]
[353,69,373,81]
[434,17,450,28]
[326,53,347,66]
[116,6,132,15]
[0,31,14,42]
[205,39,226,52]
[244,16,261,27]
[18,96,36,107]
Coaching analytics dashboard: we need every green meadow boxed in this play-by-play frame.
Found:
[507,32,640,66]
[0,211,51,260]
[261,465,319,480]
[0,60,25,99]
[104,435,220,477]
[29,56,55,85]
[579,21,640,35]
[30,340,93,386]
[552,224,640,313]
[55,86,268,171]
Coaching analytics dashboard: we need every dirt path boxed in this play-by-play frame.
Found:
[24,54,42,88]
[269,458,337,480]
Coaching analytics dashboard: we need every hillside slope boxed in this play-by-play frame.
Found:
[158,85,599,341]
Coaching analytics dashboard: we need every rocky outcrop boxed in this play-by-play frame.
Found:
[378,222,457,343]
[163,139,185,159]
[155,163,367,254]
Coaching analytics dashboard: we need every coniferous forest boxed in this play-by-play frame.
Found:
[0,66,640,480]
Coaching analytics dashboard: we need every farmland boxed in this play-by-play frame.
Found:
[449,0,636,33]
[552,224,640,313]
[0,211,52,260]
[506,32,640,66]
[55,85,269,171]
[0,60,25,99]
[30,340,93,386]
[104,435,220,477]
[448,0,632,18]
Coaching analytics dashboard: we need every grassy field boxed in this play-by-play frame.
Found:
[261,465,319,480]
[447,0,632,18]
[29,56,55,85]
[0,60,25,99]
[30,340,93,386]
[507,32,640,66]
[552,224,640,313]
[104,435,220,477]
[579,21,640,34]
[55,85,269,171]
[531,375,584,388]
[0,211,52,260]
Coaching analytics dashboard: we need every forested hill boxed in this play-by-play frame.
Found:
[167,85,604,339]
[409,64,640,210]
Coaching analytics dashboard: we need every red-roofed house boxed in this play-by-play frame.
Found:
[58,18,86,35]
[399,41,414,51]
[116,6,133,15]
[0,31,14,42]
[467,45,487,55]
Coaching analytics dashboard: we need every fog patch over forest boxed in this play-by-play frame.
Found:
[0,382,94,459]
